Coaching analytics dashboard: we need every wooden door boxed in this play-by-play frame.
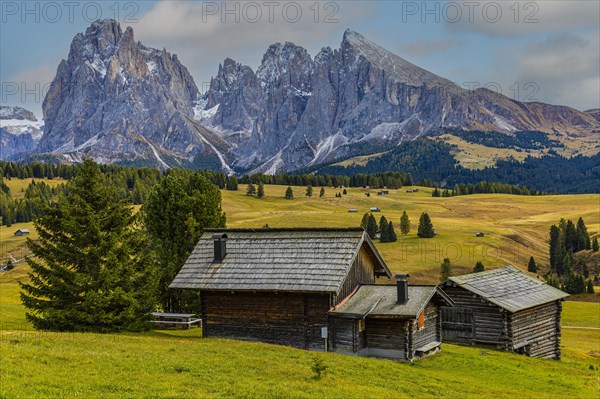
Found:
[441,307,474,342]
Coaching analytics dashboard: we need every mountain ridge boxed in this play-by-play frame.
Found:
[5,20,599,174]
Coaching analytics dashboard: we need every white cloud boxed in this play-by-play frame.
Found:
[445,1,599,37]
[491,32,600,110]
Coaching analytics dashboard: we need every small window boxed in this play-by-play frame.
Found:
[418,311,425,329]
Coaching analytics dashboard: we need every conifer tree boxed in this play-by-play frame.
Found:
[473,261,485,273]
[21,159,159,332]
[142,169,226,312]
[366,214,378,239]
[319,187,325,197]
[586,280,595,294]
[246,183,256,196]
[593,237,599,252]
[576,217,591,250]
[306,185,313,198]
[527,256,537,273]
[226,176,238,190]
[440,258,453,282]
[285,186,294,199]
[549,225,561,273]
[387,221,398,242]
[361,213,370,231]
[379,216,389,242]
[400,211,410,236]
[417,212,435,238]
[343,188,347,195]
[257,181,265,198]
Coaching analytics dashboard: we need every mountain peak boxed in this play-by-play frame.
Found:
[341,28,453,88]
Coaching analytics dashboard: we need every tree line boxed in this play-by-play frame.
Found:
[545,217,597,294]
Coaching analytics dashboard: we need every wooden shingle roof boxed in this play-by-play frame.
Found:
[330,285,453,319]
[446,266,569,313]
[170,228,392,293]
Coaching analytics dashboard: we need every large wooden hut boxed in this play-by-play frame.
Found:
[329,279,453,361]
[440,266,569,359]
[170,228,393,351]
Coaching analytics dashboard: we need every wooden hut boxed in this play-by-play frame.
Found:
[170,228,392,351]
[14,229,30,236]
[330,276,453,361]
[440,266,569,359]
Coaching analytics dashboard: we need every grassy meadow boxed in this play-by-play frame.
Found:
[222,184,600,283]
[1,182,599,398]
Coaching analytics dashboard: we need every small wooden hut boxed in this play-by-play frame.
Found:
[440,266,569,359]
[330,277,453,361]
[170,228,392,351]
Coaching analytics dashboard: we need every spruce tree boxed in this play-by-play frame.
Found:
[246,183,256,196]
[285,186,294,199]
[319,187,325,197]
[379,216,389,242]
[432,188,440,197]
[21,159,159,332]
[400,211,410,236]
[343,189,347,195]
[473,261,485,273]
[306,185,313,198]
[549,225,561,273]
[387,221,398,242]
[257,181,265,198]
[587,280,595,294]
[440,258,453,282]
[226,176,238,191]
[417,212,435,238]
[565,220,578,252]
[576,217,591,250]
[593,237,599,252]
[361,212,370,231]
[527,256,537,273]
[366,214,378,239]
[142,169,226,312]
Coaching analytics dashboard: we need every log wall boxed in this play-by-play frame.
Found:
[410,304,440,357]
[201,291,330,350]
[441,285,507,346]
[510,301,562,359]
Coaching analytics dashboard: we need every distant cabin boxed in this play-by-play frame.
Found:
[440,266,569,359]
[348,208,358,213]
[413,189,419,192]
[330,276,453,360]
[406,190,413,193]
[14,229,30,236]
[170,228,451,361]
[475,232,484,237]
[370,207,380,212]
[380,190,389,195]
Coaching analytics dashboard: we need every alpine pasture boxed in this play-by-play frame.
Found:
[1,184,598,398]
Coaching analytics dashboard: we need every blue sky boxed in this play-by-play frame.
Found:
[1,1,598,118]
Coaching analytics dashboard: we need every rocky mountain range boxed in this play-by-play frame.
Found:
[4,20,599,173]
[0,106,44,160]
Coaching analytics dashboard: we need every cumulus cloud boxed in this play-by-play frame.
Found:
[491,32,600,110]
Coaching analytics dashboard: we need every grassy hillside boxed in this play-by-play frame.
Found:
[1,183,598,398]
[222,185,600,284]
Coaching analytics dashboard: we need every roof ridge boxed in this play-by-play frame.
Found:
[203,227,365,233]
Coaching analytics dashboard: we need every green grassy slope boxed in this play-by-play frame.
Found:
[1,184,598,398]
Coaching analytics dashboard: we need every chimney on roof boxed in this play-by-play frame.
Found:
[213,233,228,262]
[396,274,409,305]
